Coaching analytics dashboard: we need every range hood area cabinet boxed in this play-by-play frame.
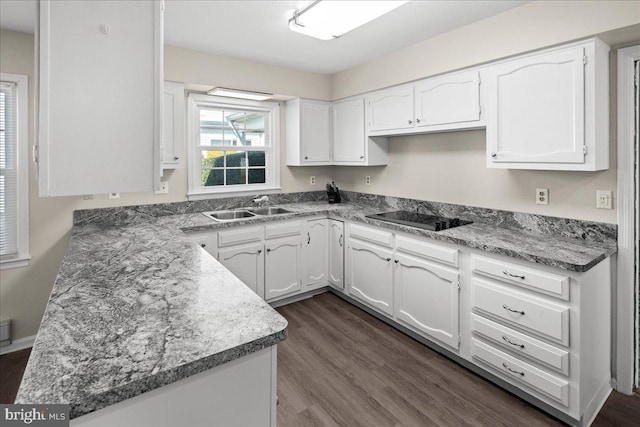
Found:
[286,98,388,166]
[485,38,610,171]
[366,69,484,136]
[36,0,163,197]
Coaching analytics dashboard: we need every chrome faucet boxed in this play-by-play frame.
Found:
[253,195,269,204]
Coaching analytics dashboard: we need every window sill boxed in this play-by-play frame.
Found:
[0,255,31,270]
[187,187,282,201]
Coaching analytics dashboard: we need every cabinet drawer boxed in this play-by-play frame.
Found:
[349,223,393,247]
[472,279,569,345]
[265,221,302,240]
[471,314,569,375]
[471,338,569,406]
[396,236,458,267]
[472,255,569,300]
[218,226,262,248]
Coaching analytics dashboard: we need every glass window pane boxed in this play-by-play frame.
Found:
[226,169,246,186]
[201,150,225,169]
[248,168,266,184]
[203,169,224,187]
[248,151,265,167]
[226,151,247,168]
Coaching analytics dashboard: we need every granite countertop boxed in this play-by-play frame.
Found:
[15,218,288,418]
[16,198,615,419]
[173,201,616,273]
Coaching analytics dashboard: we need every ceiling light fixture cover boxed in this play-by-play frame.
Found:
[289,0,408,41]
[206,87,273,101]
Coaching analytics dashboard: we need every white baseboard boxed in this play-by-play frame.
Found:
[0,335,35,355]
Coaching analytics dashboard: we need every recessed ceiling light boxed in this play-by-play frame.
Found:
[206,87,273,101]
[289,0,409,41]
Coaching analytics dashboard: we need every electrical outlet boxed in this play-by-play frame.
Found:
[596,190,613,209]
[365,176,371,185]
[154,181,169,195]
[536,188,548,205]
[108,192,120,200]
[310,176,316,185]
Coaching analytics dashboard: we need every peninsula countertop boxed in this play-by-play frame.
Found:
[16,198,616,419]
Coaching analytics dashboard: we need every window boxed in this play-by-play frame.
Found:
[0,73,29,269]
[187,94,280,199]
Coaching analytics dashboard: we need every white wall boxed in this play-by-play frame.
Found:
[332,0,640,224]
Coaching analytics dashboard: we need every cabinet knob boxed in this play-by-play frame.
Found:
[267,248,271,253]
[304,156,308,160]
[416,118,421,123]
[408,120,413,125]
[257,249,262,254]
[386,257,391,262]
[173,156,179,161]
[491,152,497,158]
[394,259,399,264]
[200,243,206,248]
[359,156,364,159]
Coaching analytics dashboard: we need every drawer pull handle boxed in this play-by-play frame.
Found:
[503,270,525,280]
[502,362,525,376]
[339,235,343,247]
[502,335,525,349]
[502,304,525,315]
[386,257,392,262]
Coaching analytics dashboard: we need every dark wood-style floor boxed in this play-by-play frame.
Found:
[1,293,638,426]
[276,292,640,427]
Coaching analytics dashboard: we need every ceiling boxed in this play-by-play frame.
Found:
[0,0,528,75]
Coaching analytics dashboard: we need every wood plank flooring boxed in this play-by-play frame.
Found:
[0,347,31,404]
[276,292,639,427]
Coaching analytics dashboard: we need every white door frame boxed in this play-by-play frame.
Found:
[616,44,640,394]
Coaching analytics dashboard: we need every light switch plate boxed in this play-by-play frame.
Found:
[596,190,613,209]
[154,181,169,195]
[536,188,549,205]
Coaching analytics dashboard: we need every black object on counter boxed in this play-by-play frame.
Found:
[366,210,472,232]
[326,182,341,204]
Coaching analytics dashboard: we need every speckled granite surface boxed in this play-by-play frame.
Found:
[18,192,616,418]
[15,220,288,418]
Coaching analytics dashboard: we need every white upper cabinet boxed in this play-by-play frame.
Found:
[162,82,184,170]
[333,98,365,162]
[366,85,414,133]
[332,97,388,166]
[414,69,481,130]
[485,38,610,171]
[285,99,332,166]
[37,0,163,196]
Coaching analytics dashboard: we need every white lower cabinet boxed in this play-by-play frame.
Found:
[394,252,460,349]
[305,219,328,289]
[347,239,394,316]
[265,237,302,301]
[218,243,265,299]
[328,220,345,289]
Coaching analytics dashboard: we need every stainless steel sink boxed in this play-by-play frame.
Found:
[202,210,256,221]
[248,207,291,216]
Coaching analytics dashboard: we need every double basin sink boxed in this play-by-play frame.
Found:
[203,207,291,222]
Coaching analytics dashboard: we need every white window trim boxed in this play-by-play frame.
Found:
[187,94,280,200]
[0,73,30,270]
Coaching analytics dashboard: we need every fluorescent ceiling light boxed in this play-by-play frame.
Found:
[289,0,408,41]
[206,87,273,101]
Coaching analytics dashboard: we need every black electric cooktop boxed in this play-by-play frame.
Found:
[366,211,473,232]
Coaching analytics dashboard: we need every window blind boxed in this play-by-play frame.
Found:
[0,81,18,257]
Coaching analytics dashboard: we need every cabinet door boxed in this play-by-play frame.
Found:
[162,82,184,169]
[265,237,302,301]
[328,220,345,290]
[414,70,480,127]
[37,0,163,196]
[486,47,585,164]
[347,240,394,315]
[394,253,460,349]
[333,98,365,162]
[305,219,328,288]
[367,86,414,132]
[218,243,265,299]
[301,100,331,163]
